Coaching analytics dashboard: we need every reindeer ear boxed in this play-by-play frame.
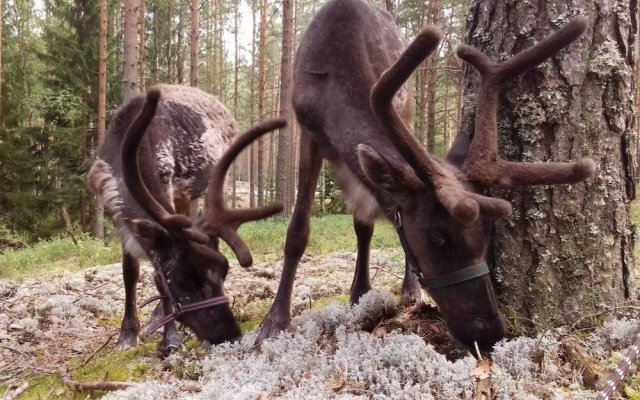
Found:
[124,218,172,247]
[357,144,424,196]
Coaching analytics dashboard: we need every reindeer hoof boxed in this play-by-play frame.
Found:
[115,332,139,350]
[255,312,291,346]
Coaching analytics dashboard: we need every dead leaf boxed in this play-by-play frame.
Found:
[470,359,492,380]
[180,382,202,392]
[327,377,346,392]
[372,326,387,338]
[256,392,268,400]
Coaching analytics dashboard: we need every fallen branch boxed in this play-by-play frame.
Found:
[3,381,29,400]
[60,374,135,392]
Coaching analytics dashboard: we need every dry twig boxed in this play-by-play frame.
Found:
[3,381,29,400]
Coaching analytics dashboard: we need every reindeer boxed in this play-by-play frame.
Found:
[88,85,283,353]
[257,0,594,351]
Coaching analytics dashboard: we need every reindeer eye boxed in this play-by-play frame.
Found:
[428,231,447,247]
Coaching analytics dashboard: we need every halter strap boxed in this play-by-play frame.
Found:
[142,294,230,335]
[140,260,230,335]
[388,207,491,289]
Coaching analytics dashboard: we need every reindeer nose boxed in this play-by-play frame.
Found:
[455,314,507,352]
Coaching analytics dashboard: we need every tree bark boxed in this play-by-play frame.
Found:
[0,0,3,128]
[249,0,257,207]
[425,0,441,153]
[190,0,199,87]
[91,0,109,239]
[123,0,138,100]
[257,0,268,206]
[138,0,146,91]
[232,1,239,208]
[275,0,295,216]
[460,0,637,334]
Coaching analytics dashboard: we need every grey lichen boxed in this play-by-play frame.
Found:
[588,40,628,79]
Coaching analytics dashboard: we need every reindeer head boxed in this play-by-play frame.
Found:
[121,88,284,345]
[358,17,594,351]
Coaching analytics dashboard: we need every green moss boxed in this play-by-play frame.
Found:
[625,372,640,400]
[7,342,158,400]
[69,342,157,382]
[311,294,350,310]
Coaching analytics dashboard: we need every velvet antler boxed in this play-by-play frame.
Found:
[371,27,512,224]
[458,16,595,187]
[203,119,285,267]
[121,88,209,245]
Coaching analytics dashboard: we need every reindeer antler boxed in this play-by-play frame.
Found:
[121,88,208,244]
[458,16,595,187]
[203,119,285,267]
[371,27,512,224]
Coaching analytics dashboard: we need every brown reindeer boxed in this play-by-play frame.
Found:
[257,0,594,351]
[88,86,283,353]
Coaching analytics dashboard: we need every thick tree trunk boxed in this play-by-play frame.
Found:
[460,0,637,333]
[91,0,108,239]
[123,0,138,100]
[275,0,294,216]
[190,0,199,87]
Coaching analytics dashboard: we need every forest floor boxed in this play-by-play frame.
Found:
[0,243,639,399]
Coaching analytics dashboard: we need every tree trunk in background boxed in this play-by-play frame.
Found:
[459,0,637,334]
[217,1,225,101]
[257,0,268,206]
[176,2,185,84]
[249,0,257,207]
[91,0,108,239]
[275,0,294,216]
[190,0,199,87]
[138,0,146,91]
[232,1,239,208]
[0,0,3,128]
[424,0,441,153]
[123,0,138,100]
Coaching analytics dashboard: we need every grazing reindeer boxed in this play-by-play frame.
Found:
[257,0,594,351]
[88,85,283,352]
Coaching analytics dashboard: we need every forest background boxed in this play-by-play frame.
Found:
[0,0,467,242]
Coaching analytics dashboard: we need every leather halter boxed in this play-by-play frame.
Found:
[387,207,491,289]
[140,261,230,335]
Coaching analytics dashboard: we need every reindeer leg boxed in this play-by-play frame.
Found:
[256,129,322,344]
[116,250,141,349]
[350,217,373,303]
[401,258,423,306]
